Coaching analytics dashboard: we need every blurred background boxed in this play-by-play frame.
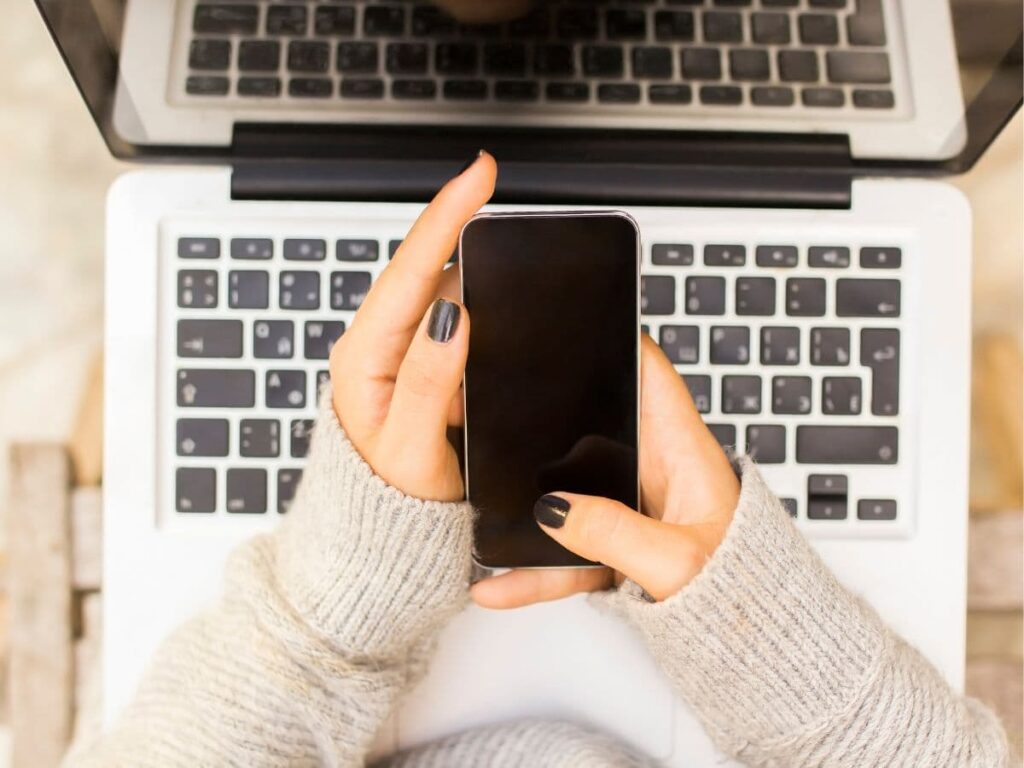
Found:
[0,0,1020,764]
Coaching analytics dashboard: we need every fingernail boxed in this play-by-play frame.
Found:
[427,298,461,343]
[534,494,570,529]
[456,149,486,176]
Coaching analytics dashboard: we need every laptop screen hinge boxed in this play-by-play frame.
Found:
[230,124,853,209]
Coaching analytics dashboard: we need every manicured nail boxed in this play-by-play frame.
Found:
[456,149,485,176]
[534,494,571,529]
[427,298,461,343]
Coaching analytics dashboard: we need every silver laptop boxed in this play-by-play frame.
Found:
[35,0,1023,762]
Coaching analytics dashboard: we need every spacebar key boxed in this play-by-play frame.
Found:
[797,425,898,464]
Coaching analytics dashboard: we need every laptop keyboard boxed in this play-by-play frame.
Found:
[178,0,899,115]
[165,213,909,537]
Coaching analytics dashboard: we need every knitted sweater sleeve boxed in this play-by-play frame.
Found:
[65,391,475,768]
[595,457,1014,768]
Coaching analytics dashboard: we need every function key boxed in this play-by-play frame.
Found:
[253,320,294,359]
[226,468,267,514]
[231,238,273,260]
[772,375,812,415]
[682,374,711,414]
[266,370,307,409]
[836,278,901,317]
[189,39,231,71]
[659,325,700,365]
[785,277,826,316]
[337,239,379,261]
[861,247,901,269]
[808,246,850,268]
[176,468,216,513]
[711,326,751,365]
[266,5,307,35]
[640,275,676,315]
[186,76,229,96]
[746,425,785,464]
[721,375,761,414]
[279,271,320,310]
[685,276,726,315]
[290,420,314,459]
[178,270,218,309]
[547,82,590,102]
[648,84,692,104]
[178,237,220,259]
[810,327,851,366]
[177,319,243,359]
[239,419,281,458]
[858,499,897,521]
[176,418,229,457]
[755,245,797,267]
[314,6,355,36]
[228,270,269,309]
[283,238,326,261]
[704,244,745,267]
[364,6,406,36]
[238,40,280,72]
[177,369,255,408]
[735,277,776,316]
[193,4,257,35]
[651,243,694,266]
[303,320,346,360]
[278,469,303,513]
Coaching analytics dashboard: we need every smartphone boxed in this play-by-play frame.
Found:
[459,211,640,569]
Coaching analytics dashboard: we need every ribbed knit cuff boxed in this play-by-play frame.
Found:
[593,457,887,754]
[274,390,475,658]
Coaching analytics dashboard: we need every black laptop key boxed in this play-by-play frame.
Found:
[808,473,848,496]
[682,49,722,80]
[186,76,230,96]
[746,425,786,464]
[444,79,488,100]
[858,499,897,521]
[304,321,346,360]
[606,9,647,40]
[822,376,862,415]
[810,327,851,366]
[802,87,845,108]
[778,50,819,83]
[177,369,255,408]
[861,328,900,415]
[177,418,229,457]
[240,419,281,458]
[760,326,800,365]
[267,5,307,35]
[387,43,428,75]
[253,320,294,359]
[436,43,477,75]
[341,78,384,99]
[652,244,694,266]
[836,278,900,317]
[683,375,711,414]
[484,44,527,77]
[640,275,676,315]
[389,240,403,259]
[722,375,761,414]
[705,244,745,267]
[290,420,314,459]
[736,277,776,316]
[412,5,456,37]
[231,238,273,260]
[393,79,437,100]
[786,278,826,316]
[711,326,751,365]
[266,370,307,409]
[659,325,700,365]
[798,14,839,44]
[226,468,267,514]
[751,86,795,107]
[238,40,280,72]
[547,82,590,102]
[177,319,243,359]
[707,423,737,450]
[780,498,798,518]
[228,270,269,309]
[496,81,540,102]
[534,45,574,76]
[633,47,673,79]
[364,6,405,36]
[556,7,599,40]
[189,39,231,71]
[337,239,378,262]
[178,237,219,259]
[284,239,326,262]
[176,468,216,513]
[316,370,330,395]
[729,50,770,81]
[703,12,743,43]
[654,11,695,41]
[178,270,218,309]
[808,246,850,268]
[700,86,743,105]
[338,42,379,74]
[238,77,282,97]
[277,469,303,513]
[751,12,790,44]
[809,0,847,7]
[685,276,726,315]
[847,0,886,46]
[193,4,257,35]
[827,51,891,84]
[808,497,847,520]
[649,84,692,104]
[598,84,641,104]
[860,247,901,269]
[797,425,898,464]
[761,0,800,6]
[583,46,624,77]
[315,5,355,35]
[853,89,895,109]
[280,271,320,310]
[755,245,798,267]
[288,41,329,73]
[772,375,812,414]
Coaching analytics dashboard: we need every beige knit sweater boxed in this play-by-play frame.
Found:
[66,394,1013,767]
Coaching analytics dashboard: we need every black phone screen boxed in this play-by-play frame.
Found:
[460,212,639,569]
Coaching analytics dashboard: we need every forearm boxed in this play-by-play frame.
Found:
[598,458,1012,767]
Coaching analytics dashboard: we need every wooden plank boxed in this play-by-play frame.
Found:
[71,487,102,591]
[966,660,1023,758]
[7,444,74,768]
[966,611,1024,662]
[968,512,1024,611]
[68,352,103,487]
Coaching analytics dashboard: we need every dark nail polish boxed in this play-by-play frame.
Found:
[456,149,485,176]
[427,299,461,343]
[534,494,570,529]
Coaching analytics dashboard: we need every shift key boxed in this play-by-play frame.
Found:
[797,425,898,464]
[177,369,255,408]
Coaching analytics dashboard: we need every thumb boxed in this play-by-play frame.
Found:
[533,493,708,601]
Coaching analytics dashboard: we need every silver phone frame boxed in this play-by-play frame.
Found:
[458,209,643,572]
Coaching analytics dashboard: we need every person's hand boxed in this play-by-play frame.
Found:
[433,0,536,23]
[329,151,496,502]
[472,336,741,606]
